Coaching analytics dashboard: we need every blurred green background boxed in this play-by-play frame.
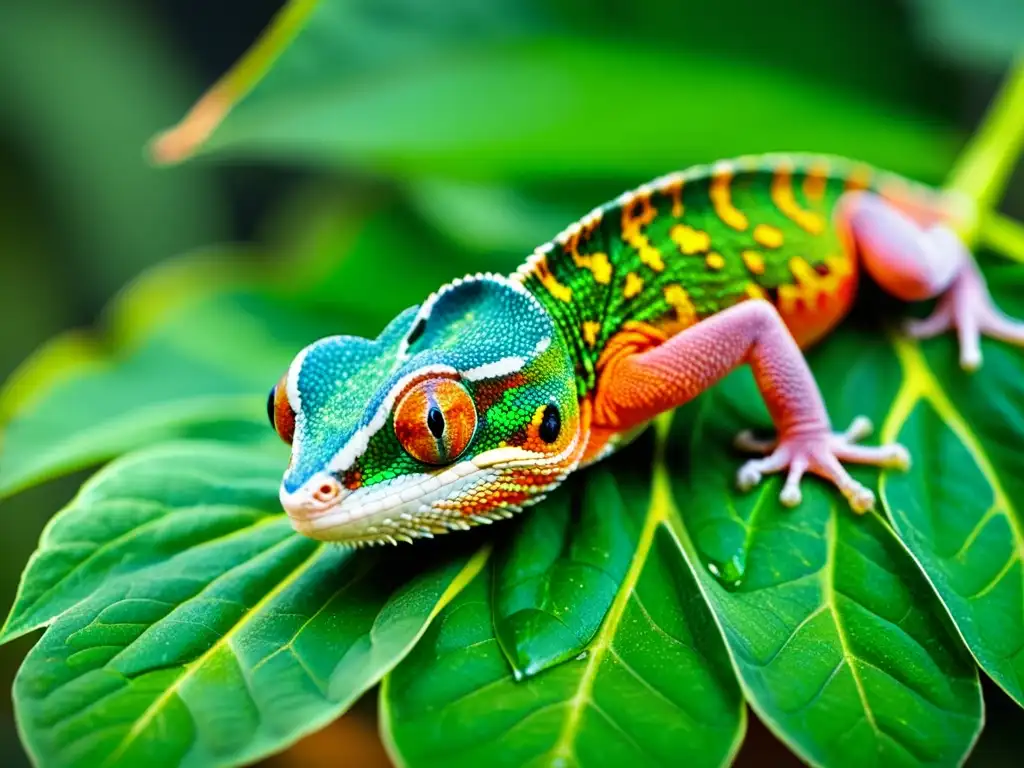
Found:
[0,0,1021,765]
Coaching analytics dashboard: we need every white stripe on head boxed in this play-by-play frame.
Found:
[460,356,526,382]
[284,340,319,464]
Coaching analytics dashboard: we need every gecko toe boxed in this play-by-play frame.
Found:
[736,464,762,492]
[846,484,876,514]
[779,485,802,507]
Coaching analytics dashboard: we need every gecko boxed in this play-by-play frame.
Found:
[267,153,1024,546]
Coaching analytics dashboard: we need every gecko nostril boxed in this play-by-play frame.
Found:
[312,480,341,504]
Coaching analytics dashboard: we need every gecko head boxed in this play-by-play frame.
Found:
[268,274,583,546]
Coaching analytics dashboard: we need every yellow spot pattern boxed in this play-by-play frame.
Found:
[705,252,725,271]
[742,250,765,275]
[576,251,612,284]
[778,255,855,314]
[664,284,697,327]
[583,321,601,348]
[623,272,644,299]
[621,191,664,272]
[771,164,825,234]
[710,166,749,231]
[745,283,768,300]
[803,160,830,202]
[753,223,784,249]
[669,224,711,255]
[534,257,572,303]
[660,177,685,218]
[561,222,612,284]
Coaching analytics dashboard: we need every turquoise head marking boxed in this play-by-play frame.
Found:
[268,274,582,545]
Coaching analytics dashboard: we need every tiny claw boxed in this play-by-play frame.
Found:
[779,485,802,507]
[843,415,873,442]
[888,444,912,471]
[960,350,982,372]
[846,485,876,514]
[736,464,762,492]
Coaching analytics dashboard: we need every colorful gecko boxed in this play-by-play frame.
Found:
[268,154,1024,546]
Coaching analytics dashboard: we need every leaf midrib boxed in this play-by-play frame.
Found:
[820,511,878,735]
[882,336,1022,548]
[546,421,672,762]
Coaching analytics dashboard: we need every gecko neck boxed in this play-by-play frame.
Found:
[512,246,610,398]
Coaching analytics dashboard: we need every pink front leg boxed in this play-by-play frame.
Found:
[596,300,909,512]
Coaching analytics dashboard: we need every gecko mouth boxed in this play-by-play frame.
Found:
[281,447,563,545]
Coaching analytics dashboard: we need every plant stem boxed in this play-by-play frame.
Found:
[980,210,1024,264]
[946,61,1024,221]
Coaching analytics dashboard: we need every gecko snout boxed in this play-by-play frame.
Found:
[279,473,348,518]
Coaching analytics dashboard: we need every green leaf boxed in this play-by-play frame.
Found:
[492,447,652,678]
[406,179,578,255]
[188,40,958,183]
[881,261,1024,706]
[11,440,485,768]
[0,442,286,643]
[383,443,745,767]
[663,333,984,766]
[156,0,956,182]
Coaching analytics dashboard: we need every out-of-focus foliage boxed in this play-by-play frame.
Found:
[905,0,1024,71]
[156,0,959,181]
[2,1,1024,767]
[0,3,226,305]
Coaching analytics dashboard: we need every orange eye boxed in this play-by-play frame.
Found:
[269,373,295,444]
[394,379,477,465]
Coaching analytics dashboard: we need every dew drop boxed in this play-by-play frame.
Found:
[706,552,746,591]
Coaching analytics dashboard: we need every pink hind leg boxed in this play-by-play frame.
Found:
[596,300,909,512]
[841,191,1024,369]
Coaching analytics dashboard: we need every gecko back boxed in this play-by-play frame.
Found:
[515,154,962,392]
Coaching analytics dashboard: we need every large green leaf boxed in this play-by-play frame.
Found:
[1,442,286,643]
[10,440,486,768]
[178,40,958,184]
[665,379,983,766]
[155,0,955,182]
[881,260,1024,706]
[383,443,745,767]
[657,304,999,765]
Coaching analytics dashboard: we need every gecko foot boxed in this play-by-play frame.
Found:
[903,242,1024,371]
[734,416,910,514]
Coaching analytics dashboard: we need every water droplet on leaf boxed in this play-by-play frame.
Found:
[706,552,746,591]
